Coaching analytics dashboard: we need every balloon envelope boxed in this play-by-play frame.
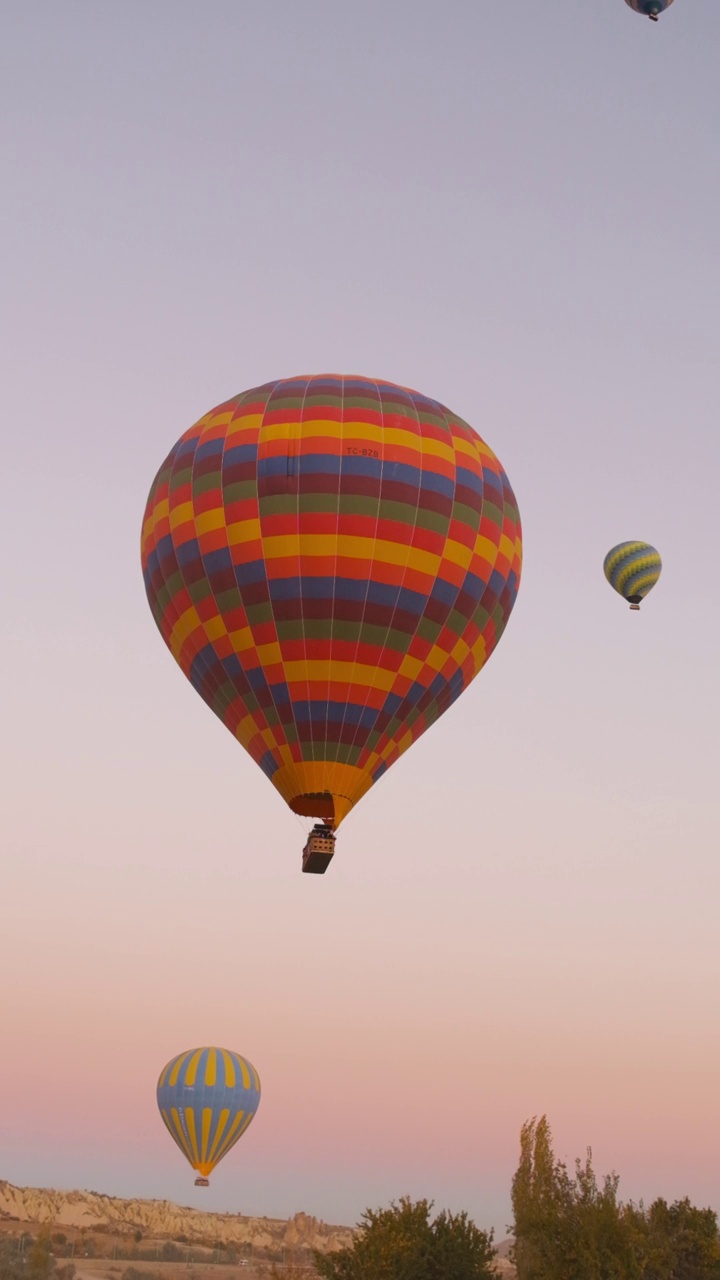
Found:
[624,0,674,17]
[141,375,522,830]
[603,541,662,607]
[157,1047,261,1181]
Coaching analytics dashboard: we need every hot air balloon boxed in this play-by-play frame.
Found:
[624,0,674,21]
[157,1047,261,1187]
[604,541,662,610]
[141,375,522,872]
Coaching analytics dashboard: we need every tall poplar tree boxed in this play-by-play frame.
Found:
[511,1116,720,1280]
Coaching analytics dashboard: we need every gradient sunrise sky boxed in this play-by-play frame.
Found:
[2,0,719,1238]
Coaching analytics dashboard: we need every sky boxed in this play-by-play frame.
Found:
[1,0,719,1240]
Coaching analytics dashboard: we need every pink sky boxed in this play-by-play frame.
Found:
[2,0,720,1237]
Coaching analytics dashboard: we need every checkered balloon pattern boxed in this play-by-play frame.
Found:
[141,375,522,829]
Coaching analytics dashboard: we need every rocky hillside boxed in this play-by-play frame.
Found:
[0,1181,353,1256]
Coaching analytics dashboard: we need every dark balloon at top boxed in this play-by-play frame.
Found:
[624,0,674,21]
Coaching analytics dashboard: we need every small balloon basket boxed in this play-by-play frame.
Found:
[302,824,336,874]
[194,1177,210,1187]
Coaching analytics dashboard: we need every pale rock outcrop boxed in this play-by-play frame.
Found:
[0,1182,353,1256]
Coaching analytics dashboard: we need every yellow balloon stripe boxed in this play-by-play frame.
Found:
[206,1108,231,1166]
[212,1110,246,1163]
[160,1109,178,1144]
[220,1049,236,1088]
[168,1051,193,1088]
[169,1108,193,1162]
[184,1107,201,1166]
[605,542,645,577]
[260,532,439,576]
[185,1048,204,1086]
[236,1110,256,1141]
[205,1048,217,1087]
[624,570,660,596]
[201,1107,213,1164]
[615,555,660,592]
[233,1053,251,1089]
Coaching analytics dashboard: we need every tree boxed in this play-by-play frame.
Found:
[624,1197,720,1280]
[313,1196,497,1280]
[511,1117,641,1280]
[652,1197,720,1280]
[512,1117,720,1280]
[29,1230,53,1280]
[511,1116,575,1280]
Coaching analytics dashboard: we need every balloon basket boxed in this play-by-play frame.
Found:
[302,824,336,874]
[629,603,641,611]
[194,1177,210,1187]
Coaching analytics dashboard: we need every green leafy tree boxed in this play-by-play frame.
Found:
[512,1117,640,1280]
[512,1117,720,1280]
[511,1116,574,1280]
[313,1196,496,1280]
[624,1197,720,1280]
[571,1151,639,1280]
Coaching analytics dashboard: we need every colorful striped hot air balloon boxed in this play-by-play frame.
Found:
[157,1047,261,1186]
[141,375,522,871]
[624,0,674,21]
[604,541,662,610]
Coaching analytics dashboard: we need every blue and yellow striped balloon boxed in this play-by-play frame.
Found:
[157,1047,261,1185]
[603,541,662,611]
